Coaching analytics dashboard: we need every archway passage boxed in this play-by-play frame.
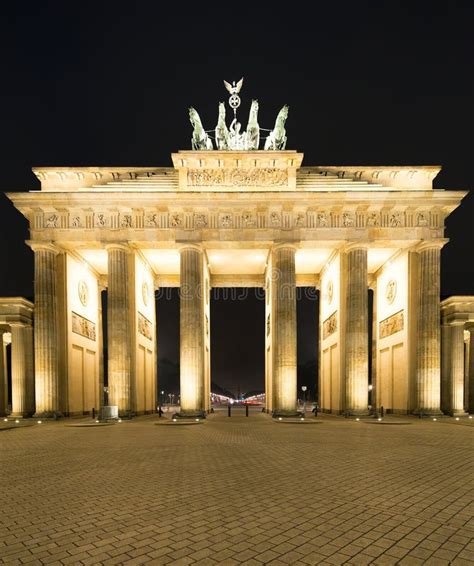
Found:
[210,288,265,411]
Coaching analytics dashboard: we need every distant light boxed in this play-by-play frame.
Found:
[195,418,199,422]
[95,420,99,423]
[368,384,373,391]
[377,418,382,422]
[37,420,42,424]
[3,418,7,422]
[300,417,304,421]
[118,419,122,423]
[278,417,282,421]
[433,418,437,421]
[455,417,460,421]
[469,416,473,419]
[356,418,360,422]
[15,419,19,424]
[172,418,177,422]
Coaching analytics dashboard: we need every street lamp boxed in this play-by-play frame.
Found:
[301,385,307,414]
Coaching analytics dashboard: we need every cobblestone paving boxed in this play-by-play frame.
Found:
[0,413,473,565]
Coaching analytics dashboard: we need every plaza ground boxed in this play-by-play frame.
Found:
[0,411,473,565]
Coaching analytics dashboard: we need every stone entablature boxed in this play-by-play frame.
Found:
[441,296,474,325]
[0,298,34,328]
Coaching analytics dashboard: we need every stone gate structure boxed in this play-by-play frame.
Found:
[6,150,468,417]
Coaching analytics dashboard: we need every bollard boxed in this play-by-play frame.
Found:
[228,404,231,417]
[246,404,249,417]
[92,408,95,419]
[381,406,384,418]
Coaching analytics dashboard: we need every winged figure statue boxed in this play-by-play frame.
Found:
[223,77,244,95]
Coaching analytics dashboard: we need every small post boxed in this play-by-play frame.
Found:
[228,404,231,417]
[246,404,249,417]
[381,406,384,418]
[92,407,95,419]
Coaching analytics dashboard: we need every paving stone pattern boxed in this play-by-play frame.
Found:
[0,413,473,565]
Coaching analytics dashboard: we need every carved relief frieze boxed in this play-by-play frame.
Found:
[45,213,59,228]
[366,212,380,226]
[72,312,96,341]
[219,213,233,228]
[379,310,404,339]
[95,213,108,228]
[187,168,288,187]
[120,214,132,228]
[323,311,337,340]
[169,213,183,228]
[194,213,208,228]
[138,312,153,341]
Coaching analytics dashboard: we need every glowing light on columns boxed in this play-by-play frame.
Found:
[345,245,369,414]
[179,246,205,415]
[272,245,297,414]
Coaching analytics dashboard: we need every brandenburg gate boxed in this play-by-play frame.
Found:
[5,83,468,418]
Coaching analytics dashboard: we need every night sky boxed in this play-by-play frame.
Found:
[0,2,472,395]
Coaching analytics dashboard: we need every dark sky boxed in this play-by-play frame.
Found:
[0,2,472,393]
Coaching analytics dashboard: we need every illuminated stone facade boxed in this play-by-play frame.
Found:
[6,150,468,416]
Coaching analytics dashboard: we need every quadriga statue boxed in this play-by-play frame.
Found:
[264,105,289,150]
[189,107,213,150]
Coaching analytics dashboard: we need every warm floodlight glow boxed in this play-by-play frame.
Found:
[300,417,304,421]
[278,417,282,421]
[378,418,382,421]
[356,418,360,422]
[172,418,177,422]
[455,417,460,421]
[433,418,437,421]
[3,418,7,422]
[37,420,42,424]
[15,419,19,424]
[469,416,473,419]
[118,419,122,423]
[95,419,99,423]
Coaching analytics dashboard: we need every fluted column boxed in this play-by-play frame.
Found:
[33,244,60,417]
[345,246,369,414]
[469,328,474,414]
[107,245,131,416]
[180,246,205,416]
[11,325,34,417]
[272,245,297,415]
[0,332,6,416]
[415,244,442,414]
[447,324,467,415]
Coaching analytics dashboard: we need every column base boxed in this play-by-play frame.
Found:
[33,411,63,419]
[173,410,206,420]
[344,409,370,417]
[272,410,304,419]
[412,409,443,417]
[10,411,34,418]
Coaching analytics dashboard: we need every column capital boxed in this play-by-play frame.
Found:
[104,242,131,253]
[342,242,370,253]
[178,243,204,254]
[271,242,298,253]
[26,241,60,254]
[414,239,449,253]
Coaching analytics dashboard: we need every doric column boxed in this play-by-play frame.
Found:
[272,244,297,415]
[0,331,6,416]
[469,327,474,414]
[345,245,369,414]
[32,244,60,417]
[107,244,132,416]
[415,243,443,414]
[11,325,34,417]
[447,324,467,415]
[179,245,205,417]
